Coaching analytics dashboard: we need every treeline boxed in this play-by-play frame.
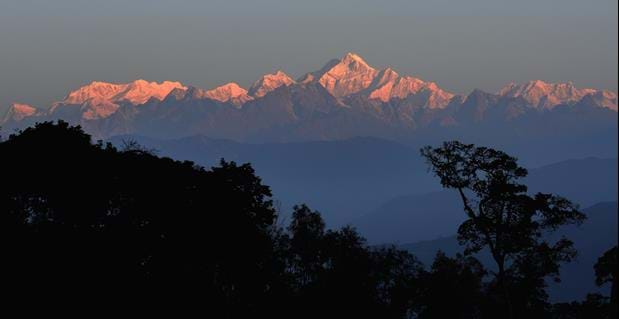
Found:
[0,121,616,318]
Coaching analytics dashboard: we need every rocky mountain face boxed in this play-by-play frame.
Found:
[298,53,454,108]
[204,82,253,106]
[48,79,186,120]
[498,80,616,110]
[314,52,379,98]
[2,53,616,142]
[2,103,38,123]
[248,70,296,98]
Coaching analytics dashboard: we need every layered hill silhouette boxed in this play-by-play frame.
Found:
[105,134,617,229]
[3,121,613,317]
[2,53,616,145]
[107,135,436,226]
[354,157,618,244]
[400,202,618,303]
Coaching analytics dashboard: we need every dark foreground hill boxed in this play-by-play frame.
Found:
[1,122,615,318]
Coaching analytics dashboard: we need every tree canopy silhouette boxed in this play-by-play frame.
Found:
[0,122,609,317]
[595,246,618,318]
[552,247,617,319]
[421,141,586,318]
[0,121,280,314]
[0,121,420,317]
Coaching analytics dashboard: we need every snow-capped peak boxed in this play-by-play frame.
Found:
[297,53,453,108]
[205,82,253,106]
[341,52,372,68]
[248,70,296,98]
[313,52,378,98]
[62,79,186,106]
[52,79,187,120]
[120,79,187,105]
[366,71,454,108]
[2,103,38,123]
[498,80,597,109]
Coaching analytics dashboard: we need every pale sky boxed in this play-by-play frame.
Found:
[0,0,617,111]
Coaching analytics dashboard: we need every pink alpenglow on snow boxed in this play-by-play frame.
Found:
[204,82,253,106]
[315,52,379,98]
[63,79,186,106]
[248,71,296,98]
[5,53,616,126]
[497,80,615,110]
[2,103,38,122]
[366,68,454,108]
[585,90,618,111]
[300,52,454,108]
[54,79,187,120]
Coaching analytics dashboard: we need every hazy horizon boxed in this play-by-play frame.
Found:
[0,2,617,311]
[1,0,617,110]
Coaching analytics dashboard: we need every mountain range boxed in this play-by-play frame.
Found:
[1,52,614,305]
[2,52,616,228]
[2,53,616,144]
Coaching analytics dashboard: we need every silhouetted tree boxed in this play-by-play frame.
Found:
[284,204,422,318]
[1,122,597,318]
[371,246,423,318]
[287,204,327,288]
[0,121,429,317]
[421,141,586,318]
[550,246,617,318]
[552,293,610,319]
[595,246,618,318]
[416,252,486,319]
[0,121,279,315]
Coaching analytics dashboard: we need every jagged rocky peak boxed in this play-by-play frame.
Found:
[5,54,616,139]
[164,86,195,101]
[340,52,373,69]
[580,90,618,111]
[62,81,126,105]
[362,66,454,108]
[313,52,379,98]
[367,72,454,108]
[297,73,316,84]
[62,79,186,106]
[462,89,500,107]
[2,103,38,122]
[373,68,400,85]
[248,70,296,98]
[52,79,187,120]
[204,82,253,106]
[119,79,187,105]
[300,53,454,108]
[498,80,598,109]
